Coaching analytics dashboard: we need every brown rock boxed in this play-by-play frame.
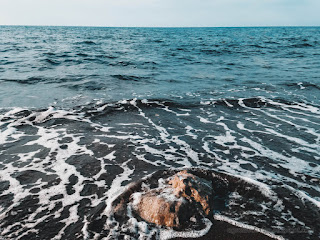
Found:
[169,170,213,215]
[132,190,192,228]
[131,170,214,228]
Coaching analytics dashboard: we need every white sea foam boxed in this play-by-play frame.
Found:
[285,185,320,208]
[105,161,135,215]
[236,175,276,199]
[159,218,212,240]
[185,125,198,140]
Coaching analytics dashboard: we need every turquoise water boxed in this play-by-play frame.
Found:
[1,26,320,107]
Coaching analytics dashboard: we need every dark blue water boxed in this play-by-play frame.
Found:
[0,26,319,240]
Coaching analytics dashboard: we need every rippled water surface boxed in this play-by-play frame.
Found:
[0,26,320,239]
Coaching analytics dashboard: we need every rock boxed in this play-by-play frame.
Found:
[112,180,145,221]
[132,190,192,228]
[132,170,213,228]
[89,168,282,240]
[169,170,213,215]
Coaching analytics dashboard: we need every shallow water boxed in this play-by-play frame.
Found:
[0,26,320,239]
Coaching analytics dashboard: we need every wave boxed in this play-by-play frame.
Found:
[282,81,320,91]
[201,97,320,113]
[0,76,92,85]
[200,49,232,55]
[44,58,61,65]
[290,43,314,48]
[2,96,319,132]
[111,74,150,82]
[75,40,98,45]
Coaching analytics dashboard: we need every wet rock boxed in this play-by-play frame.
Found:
[131,170,213,228]
[132,190,192,228]
[112,180,145,221]
[89,168,286,240]
[169,170,213,215]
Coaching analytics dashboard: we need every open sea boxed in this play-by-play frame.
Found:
[0,26,320,240]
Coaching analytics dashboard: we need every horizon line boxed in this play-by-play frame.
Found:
[1,24,320,28]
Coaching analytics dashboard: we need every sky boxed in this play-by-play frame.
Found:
[0,0,319,27]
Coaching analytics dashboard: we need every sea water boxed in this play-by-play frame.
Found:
[0,26,319,239]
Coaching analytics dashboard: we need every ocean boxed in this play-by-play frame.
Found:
[0,26,319,239]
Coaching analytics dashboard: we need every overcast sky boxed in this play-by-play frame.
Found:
[1,0,319,27]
